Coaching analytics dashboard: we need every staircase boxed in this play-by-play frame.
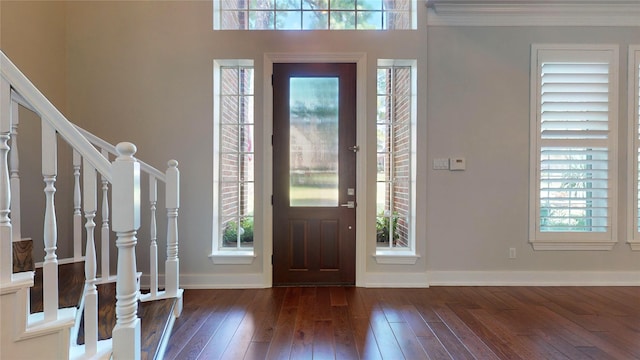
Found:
[0,51,183,359]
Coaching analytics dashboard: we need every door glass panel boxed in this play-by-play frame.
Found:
[289,77,339,207]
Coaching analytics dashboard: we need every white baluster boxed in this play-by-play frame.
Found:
[0,78,12,283]
[165,160,179,297]
[111,142,141,360]
[83,159,98,355]
[42,122,58,321]
[149,176,158,297]
[0,133,11,284]
[100,149,110,280]
[9,100,21,243]
[73,150,82,260]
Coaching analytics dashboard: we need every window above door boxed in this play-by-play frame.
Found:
[213,0,417,30]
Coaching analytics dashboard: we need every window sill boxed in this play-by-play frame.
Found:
[530,240,617,251]
[372,250,421,265]
[209,250,256,265]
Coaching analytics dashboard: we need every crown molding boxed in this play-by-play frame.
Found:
[426,1,640,27]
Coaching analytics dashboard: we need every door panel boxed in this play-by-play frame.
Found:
[273,63,356,286]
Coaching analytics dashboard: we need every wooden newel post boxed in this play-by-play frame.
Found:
[165,160,179,296]
[111,142,141,360]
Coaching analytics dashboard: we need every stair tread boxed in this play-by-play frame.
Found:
[140,296,177,360]
[30,262,85,313]
[31,261,176,360]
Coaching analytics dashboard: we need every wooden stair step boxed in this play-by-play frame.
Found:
[140,296,177,360]
[26,259,177,360]
[30,262,85,313]
[74,280,177,360]
[12,239,34,273]
[76,281,117,344]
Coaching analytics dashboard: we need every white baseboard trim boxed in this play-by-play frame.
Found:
[145,270,638,290]
[174,273,267,289]
[363,272,430,288]
[428,271,640,286]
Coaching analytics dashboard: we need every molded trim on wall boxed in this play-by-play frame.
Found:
[146,273,266,290]
[427,2,640,27]
[362,272,429,288]
[428,271,640,286]
[150,270,638,289]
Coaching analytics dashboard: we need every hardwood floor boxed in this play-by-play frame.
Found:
[165,286,640,360]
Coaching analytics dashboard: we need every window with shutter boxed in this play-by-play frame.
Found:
[628,45,640,251]
[529,44,619,250]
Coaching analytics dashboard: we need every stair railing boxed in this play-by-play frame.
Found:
[0,50,181,359]
[75,126,182,302]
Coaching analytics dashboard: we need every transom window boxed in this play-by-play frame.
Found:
[214,0,416,30]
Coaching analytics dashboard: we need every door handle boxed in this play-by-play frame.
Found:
[340,201,356,208]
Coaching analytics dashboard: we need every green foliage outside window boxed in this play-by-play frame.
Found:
[223,217,254,245]
[376,212,398,243]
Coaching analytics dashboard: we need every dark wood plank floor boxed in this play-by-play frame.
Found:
[165,286,640,360]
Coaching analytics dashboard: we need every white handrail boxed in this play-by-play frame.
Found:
[74,125,166,182]
[0,51,112,181]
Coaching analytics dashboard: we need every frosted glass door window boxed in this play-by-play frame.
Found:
[289,77,339,207]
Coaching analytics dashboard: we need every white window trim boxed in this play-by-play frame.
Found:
[373,59,420,264]
[210,59,256,264]
[627,45,640,251]
[528,44,619,251]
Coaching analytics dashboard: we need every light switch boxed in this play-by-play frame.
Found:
[449,157,466,171]
[433,158,449,170]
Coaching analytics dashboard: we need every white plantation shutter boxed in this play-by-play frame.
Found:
[630,46,640,250]
[530,45,618,249]
[637,60,640,234]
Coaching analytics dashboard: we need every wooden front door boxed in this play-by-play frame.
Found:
[272,63,357,286]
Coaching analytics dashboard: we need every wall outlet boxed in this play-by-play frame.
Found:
[509,248,516,259]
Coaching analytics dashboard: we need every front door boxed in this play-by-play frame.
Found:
[272,63,357,286]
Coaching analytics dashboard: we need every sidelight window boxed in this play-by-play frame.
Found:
[213,60,255,256]
[376,60,416,253]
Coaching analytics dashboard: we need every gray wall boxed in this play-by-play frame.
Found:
[2,0,638,285]
[1,1,75,261]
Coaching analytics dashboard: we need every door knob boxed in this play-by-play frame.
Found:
[340,201,355,208]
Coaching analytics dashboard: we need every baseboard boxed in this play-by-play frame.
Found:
[141,273,267,290]
[145,270,639,289]
[363,272,430,288]
[428,271,640,286]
